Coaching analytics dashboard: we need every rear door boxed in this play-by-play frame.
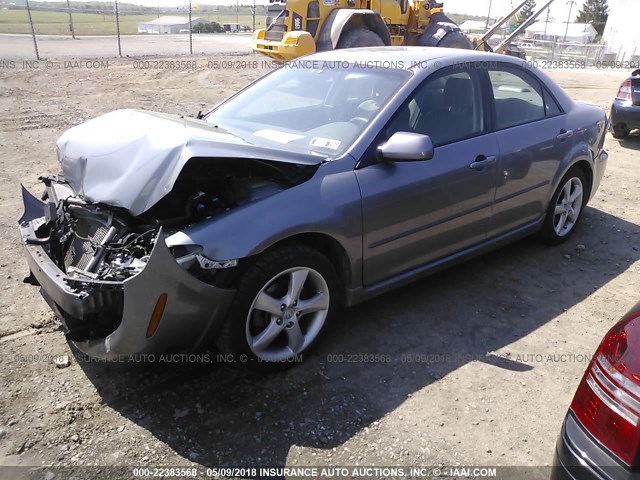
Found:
[486,64,573,236]
[355,65,500,286]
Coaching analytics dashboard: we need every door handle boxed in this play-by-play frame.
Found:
[557,129,574,140]
[470,155,497,170]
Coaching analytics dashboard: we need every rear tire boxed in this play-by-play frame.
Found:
[538,167,588,245]
[336,28,384,49]
[418,29,473,49]
[215,244,339,373]
[611,125,630,139]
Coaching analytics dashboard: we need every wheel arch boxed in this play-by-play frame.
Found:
[316,9,391,52]
[261,232,353,302]
[572,159,594,202]
[548,140,595,211]
[545,159,593,214]
[538,158,593,245]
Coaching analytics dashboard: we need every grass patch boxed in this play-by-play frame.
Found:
[0,10,265,35]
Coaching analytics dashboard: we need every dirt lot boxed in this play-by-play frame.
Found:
[0,56,639,479]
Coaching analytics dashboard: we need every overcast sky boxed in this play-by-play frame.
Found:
[184,0,586,23]
[51,0,587,22]
[445,0,585,22]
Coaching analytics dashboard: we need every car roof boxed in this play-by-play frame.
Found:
[302,46,574,111]
[302,46,526,71]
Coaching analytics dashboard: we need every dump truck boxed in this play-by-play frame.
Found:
[251,0,554,63]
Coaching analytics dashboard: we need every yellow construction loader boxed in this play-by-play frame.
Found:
[252,0,554,63]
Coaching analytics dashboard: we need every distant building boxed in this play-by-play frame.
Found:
[602,0,640,62]
[524,22,597,44]
[223,23,240,33]
[137,16,208,34]
[221,23,252,33]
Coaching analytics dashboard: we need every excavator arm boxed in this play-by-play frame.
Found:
[474,0,556,55]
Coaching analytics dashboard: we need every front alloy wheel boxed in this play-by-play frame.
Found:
[247,267,330,362]
[216,244,338,372]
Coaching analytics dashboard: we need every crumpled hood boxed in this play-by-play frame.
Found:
[57,109,321,216]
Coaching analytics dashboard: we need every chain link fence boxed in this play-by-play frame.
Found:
[0,3,266,59]
[3,4,640,71]
[522,38,640,69]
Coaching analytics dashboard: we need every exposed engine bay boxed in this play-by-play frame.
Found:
[31,158,316,283]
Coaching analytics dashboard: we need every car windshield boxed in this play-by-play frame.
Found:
[205,65,411,157]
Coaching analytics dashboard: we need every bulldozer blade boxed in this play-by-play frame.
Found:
[494,0,555,54]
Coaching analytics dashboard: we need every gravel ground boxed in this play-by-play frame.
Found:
[0,56,639,479]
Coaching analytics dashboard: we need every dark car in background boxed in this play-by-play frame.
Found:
[552,301,640,479]
[610,69,640,139]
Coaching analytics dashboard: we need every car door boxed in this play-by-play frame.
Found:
[355,65,500,286]
[486,64,574,236]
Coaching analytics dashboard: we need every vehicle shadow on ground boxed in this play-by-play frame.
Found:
[75,206,640,467]
[617,131,640,150]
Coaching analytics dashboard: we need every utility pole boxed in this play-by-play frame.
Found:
[252,0,256,30]
[65,0,76,39]
[543,5,550,39]
[563,0,576,42]
[25,0,40,60]
[485,0,493,31]
[189,0,193,54]
[114,0,122,57]
[236,0,239,25]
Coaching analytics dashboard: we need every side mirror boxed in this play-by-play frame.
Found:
[377,132,434,162]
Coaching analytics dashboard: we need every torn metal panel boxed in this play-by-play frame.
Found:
[76,231,235,359]
[57,109,323,215]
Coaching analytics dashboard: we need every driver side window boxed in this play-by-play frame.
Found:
[385,67,485,147]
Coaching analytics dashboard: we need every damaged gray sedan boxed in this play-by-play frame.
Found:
[19,48,608,371]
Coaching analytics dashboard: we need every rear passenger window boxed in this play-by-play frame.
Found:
[543,88,562,116]
[488,68,549,129]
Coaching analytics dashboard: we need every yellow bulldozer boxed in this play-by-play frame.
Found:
[252,0,554,63]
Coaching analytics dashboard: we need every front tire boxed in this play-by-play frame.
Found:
[216,244,338,373]
[538,167,588,245]
[336,28,384,49]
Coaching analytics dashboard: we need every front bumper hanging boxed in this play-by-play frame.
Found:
[18,185,235,360]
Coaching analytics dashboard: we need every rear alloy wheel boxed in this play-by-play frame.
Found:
[336,28,384,49]
[216,245,338,372]
[539,167,587,244]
